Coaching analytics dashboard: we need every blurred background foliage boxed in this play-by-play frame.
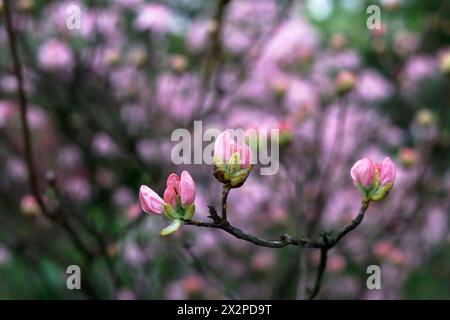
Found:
[0,0,449,299]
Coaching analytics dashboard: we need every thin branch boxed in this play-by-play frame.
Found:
[306,199,371,299]
[330,199,370,247]
[221,184,231,221]
[308,248,328,300]
[201,0,231,88]
[182,242,240,300]
[185,198,371,251]
[3,0,48,217]
[185,188,371,299]
[3,1,112,272]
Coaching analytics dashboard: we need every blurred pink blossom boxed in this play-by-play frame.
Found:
[38,39,74,71]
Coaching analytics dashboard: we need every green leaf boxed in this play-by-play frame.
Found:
[160,219,182,236]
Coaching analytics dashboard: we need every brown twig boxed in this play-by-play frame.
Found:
[3,0,49,217]
[3,3,120,297]
[221,184,231,221]
[185,184,371,299]
[185,193,370,250]
[308,247,328,300]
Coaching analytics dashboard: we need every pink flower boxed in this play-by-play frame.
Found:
[351,157,396,201]
[139,171,196,235]
[351,158,376,189]
[134,4,172,33]
[38,39,73,71]
[214,131,252,169]
[139,185,164,215]
[163,171,196,208]
[377,157,396,187]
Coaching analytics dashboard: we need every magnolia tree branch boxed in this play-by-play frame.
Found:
[3,0,49,217]
[184,185,371,298]
[4,2,119,297]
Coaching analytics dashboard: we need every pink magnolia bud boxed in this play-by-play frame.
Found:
[164,173,180,207]
[213,130,254,188]
[180,170,196,207]
[163,171,196,208]
[378,157,396,187]
[213,131,252,169]
[239,143,252,169]
[139,185,164,215]
[351,156,396,201]
[350,158,376,189]
[214,131,233,164]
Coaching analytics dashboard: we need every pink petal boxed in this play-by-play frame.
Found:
[180,170,196,207]
[139,185,164,215]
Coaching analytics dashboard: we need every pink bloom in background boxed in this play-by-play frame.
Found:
[38,39,73,71]
[356,70,393,103]
[155,73,200,121]
[139,185,164,215]
[187,20,210,52]
[134,4,173,33]
[351,158,376,189]
[163,171,196,208]
[92,132,119,157]
[62,177,92,203]
[0,245,11,266]
[0,75,18,93]
[214,131,252,169]
[0,101,14,128]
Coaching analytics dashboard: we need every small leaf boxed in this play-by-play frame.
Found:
[160,219,182,236]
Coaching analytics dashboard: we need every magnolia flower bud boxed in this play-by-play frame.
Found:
[213,131,253,188]
[170,55,188,73]
[416,109,436,127]
[164,171,196,206]
[398,148,419,167]
[278,121,294,147]
[17,0,34,11]
[336,70,356,95]
[351,158,376,190]
[139,185,164,215]
[440,52,450,74]
[140,171,197,236]
[351,157,396,201]
[20,195,41,218]
[371,157,396,201]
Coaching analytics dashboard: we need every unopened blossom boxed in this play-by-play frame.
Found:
[139,185,164,215]
[213,131,253,188]
[351,158,376,190]
[163,171,196,208]
[20,195,40,217]
[139,171,196,235]
[351,157,396,201]
[440,51,450,74]
[336,70,356,95]
[398,148,419,167]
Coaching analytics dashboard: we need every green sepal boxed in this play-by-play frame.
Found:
[163,204,180,219]
[183,204,195,220]
[370,183,393,201]
[227,152,242,174]
[160,219,182,236]
[213,155,227,168]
